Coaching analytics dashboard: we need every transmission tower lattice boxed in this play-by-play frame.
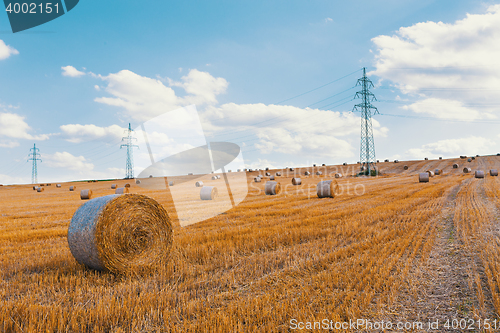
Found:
[353,67,379,175]
[28,143,42,184]
[121,123,138,179]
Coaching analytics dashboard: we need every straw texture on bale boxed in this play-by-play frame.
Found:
[322,164,326,166]
[472,156,476,160]
[316,180,339,198]
[490,169,498,176]
[265,181,281,195]
[67,194,172,273]
[56,184,62,188]
[426,170,435,177]
[195,181,204,187]
[125,183,131,188]
[115,187,130,194]
[254,177,261,183]
[269,175,275,180]
[453,164,459,169]
[36,187,44,192]
[111,184,117,189]
[335,173,342,179]
[289,168,294,171]
[275,172,281,176]
[475,170,485,179]
[291,178,302,185]
[200,186,218,200]
[435,169,442,175]
[343,163,347,166]
[168,181,174,186]
[419,173,429,183]
[468,158,472,162]
[265,172,271,176]
[394,160,399,163]
[305,171,311,176]
[403,165,409,170]
[460,155,467,159]
[316,171,323,175]
[385,159,389,162]
[463,167,472,174]
[70,186,76,191]
[80,189,93,200]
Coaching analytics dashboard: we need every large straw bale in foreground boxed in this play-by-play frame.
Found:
[67,194,172,273]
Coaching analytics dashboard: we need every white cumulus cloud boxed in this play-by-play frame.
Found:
[44,152,94,171]
[61,66,86,77]
[60,123,125,143]
[371,4,500,121]
[0,112,49,142]
[407,136,495,159]
[0,40,18,60]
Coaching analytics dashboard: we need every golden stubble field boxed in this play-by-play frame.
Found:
[1,156,500,332]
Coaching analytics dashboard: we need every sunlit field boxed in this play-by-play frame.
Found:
[2,156,500,332]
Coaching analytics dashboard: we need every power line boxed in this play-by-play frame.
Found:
[274,69,361,105]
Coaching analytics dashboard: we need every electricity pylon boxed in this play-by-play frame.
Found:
[28,143,42,184]
[353,67,379,175]
[121,123,138,179]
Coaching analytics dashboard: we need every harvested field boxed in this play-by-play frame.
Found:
[2,156,500,332]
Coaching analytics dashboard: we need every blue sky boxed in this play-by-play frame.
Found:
[1,0,500,184]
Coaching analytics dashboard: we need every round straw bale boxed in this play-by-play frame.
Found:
[313,164,316,167]
[424,157,428,160]
[403,165,409,170]
[200,186,218,200]
[460,155,467,159]
[289,168,294,171]
[33,186,37,190]
[149,175,153,178]
[471,156,476,160]
[80,189,93,200]
[453,164,459,169]
[490,169,498,176]
[70,186,76,191]
[265,181,281,195]
[316,171,323,176]
[439,157,443,160]
[195,181,204,187]
[305,171,311,176]
[124,183,131,188]
[37,187,44,192]
[322,164,326,166]
[426,170,435,177]
[435,169,442,175]
[169,181,174,186]
[475,170,485,179]
[275,172,281,176]
[135,179,141,184]
[67,194,172,273]
[291,178,302,185]
[254,177,261,182]
[419,173,429,183]
[335,173,342,178]
[211,175,218,180]
[111,184,117,189]
[115,187,130,194]
[316,180,339,198]
[46,184,51,186]
[467,158,472,162]
[265,172,271,176]
[463,167,472,174]
[56,184,62,188]
[343,162,347,166]
[269,175,275,180]
[394,160,399,163]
